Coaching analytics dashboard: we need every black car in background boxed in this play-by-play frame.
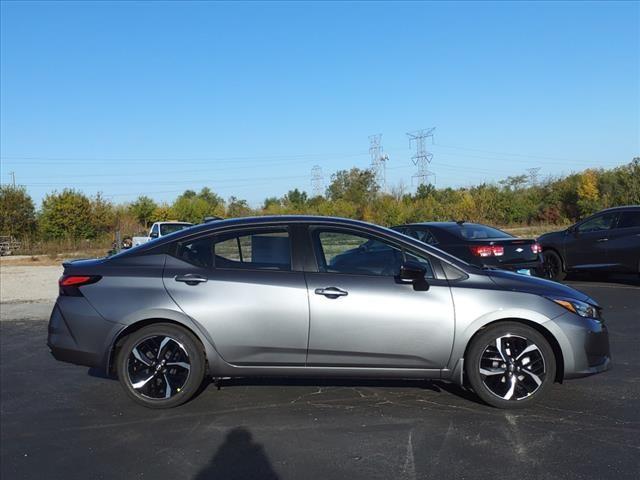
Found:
[393,222,542,275]
[537,205,640,281]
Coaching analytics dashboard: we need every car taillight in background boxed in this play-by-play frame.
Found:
[531,243,542,254]
[59,275,101,296]
[469,245,504,257]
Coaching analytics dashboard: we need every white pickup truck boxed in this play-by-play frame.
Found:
[131,221,193,247]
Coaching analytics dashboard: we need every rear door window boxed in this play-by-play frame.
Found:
[616,211,640,229]
[177,228,291,271]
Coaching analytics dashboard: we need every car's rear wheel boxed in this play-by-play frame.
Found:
[116,323,206,408]
[543,250,566,282]
[465,322,556,409]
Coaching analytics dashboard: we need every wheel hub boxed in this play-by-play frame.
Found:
[126,335,191,400]
[479,334,546,401]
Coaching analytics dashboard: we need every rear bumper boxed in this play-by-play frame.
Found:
[47,299,123,371]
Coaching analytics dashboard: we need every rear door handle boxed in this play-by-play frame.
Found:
[596,238,609,242]
[315,287,348,298]
[175,274,208,285]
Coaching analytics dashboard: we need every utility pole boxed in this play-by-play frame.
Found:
[369,134,389,191]
[311,165,324,197]
[407,128,436,187]
[526,167,541,186]
[9,171,16,187]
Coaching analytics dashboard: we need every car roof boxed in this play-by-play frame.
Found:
[117,215,473,269]
[596,205,640,213]
[396,221,490,228]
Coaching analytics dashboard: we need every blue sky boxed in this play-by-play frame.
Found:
[1,1,638,207]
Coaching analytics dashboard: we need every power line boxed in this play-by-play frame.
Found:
[0,150,369,165]
[407,128,436,187]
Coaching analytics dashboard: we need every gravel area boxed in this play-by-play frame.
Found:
[0,265,62,304]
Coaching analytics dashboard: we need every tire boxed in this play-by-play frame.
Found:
[465,322,556,409]
[116,323,206,408]
[543,250,566,282]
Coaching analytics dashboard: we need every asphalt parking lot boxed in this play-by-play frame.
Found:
[1,276,639,480]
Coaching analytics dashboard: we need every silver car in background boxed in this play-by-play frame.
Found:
[48,216,610,409]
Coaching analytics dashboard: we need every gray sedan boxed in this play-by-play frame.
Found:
[48,216,610,408]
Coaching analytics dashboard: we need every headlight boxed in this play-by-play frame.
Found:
[546,296,601,320]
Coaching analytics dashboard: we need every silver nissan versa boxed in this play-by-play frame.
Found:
[48,216,610,409]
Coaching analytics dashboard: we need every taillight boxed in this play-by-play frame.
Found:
[469,245,504,257]
[59,275,101,296]
[531,243,542,254]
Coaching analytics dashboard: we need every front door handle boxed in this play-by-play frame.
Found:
[315,287,348,298]
[596,238,609,243]
[175,274,208,285]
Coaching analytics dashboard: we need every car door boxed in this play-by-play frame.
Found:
[163,226,310,366]
[605,209,640,272]
[564,211,619,270]
[304,226,455,369]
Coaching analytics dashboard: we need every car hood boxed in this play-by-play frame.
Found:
[537,229,566,244]
[487,269,598,306]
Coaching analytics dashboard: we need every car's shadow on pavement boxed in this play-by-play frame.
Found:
[86,369,487,407]
[205,376,487,406]
[193,427,280,480]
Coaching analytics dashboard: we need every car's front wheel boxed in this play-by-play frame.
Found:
[465,322,556,409]
[116,323,206,408]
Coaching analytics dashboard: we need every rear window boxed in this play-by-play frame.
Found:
[160,223,192,236]
[446,224,513,240]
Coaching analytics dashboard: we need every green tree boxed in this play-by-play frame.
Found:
[197,187,225,214]
[226,196,252,217]
[0,185,36,238]
[39,189,95,240]
[90,193,115,237]
[327,168,379,204]
[171,188,225,223]
[129,196,158,228]
[282,188,308,210]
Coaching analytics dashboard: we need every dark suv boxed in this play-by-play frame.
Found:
[538,206,640,281]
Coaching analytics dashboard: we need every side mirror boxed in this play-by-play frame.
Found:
[399,261,430,291]
[150,232,159,239]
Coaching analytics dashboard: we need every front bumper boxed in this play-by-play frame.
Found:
[47,299,123,370]
[547,312,611,379]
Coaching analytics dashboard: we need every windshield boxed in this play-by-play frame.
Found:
[160,223,192,236]
[446,224,513,240]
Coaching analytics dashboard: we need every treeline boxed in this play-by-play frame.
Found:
[1,159,638,244]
